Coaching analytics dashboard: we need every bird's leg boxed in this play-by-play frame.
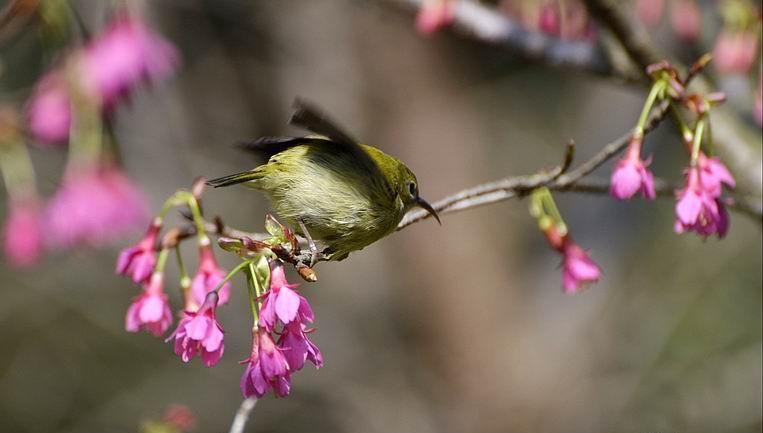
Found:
[298,219,321,267]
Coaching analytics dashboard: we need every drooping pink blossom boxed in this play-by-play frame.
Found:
[45,165,149,248]
[240,328,291,399]
[561,238,601,294]
[26,73,71,145]
[610,136,656,200]
[81,14,180,106]
[713,30,759,74]
[635,0,665,28]
[696,153,735,197]
[278,322,323,372]
[258,265,314,332]
[170,291,225,367]
[674,164,731,237]
[190,243,230,307]
[125,272,173,337]
[416,0,454,36]
[116,218,161,284]
[538,2,560,36]
[2,197,43,267]
[670,0,700,41]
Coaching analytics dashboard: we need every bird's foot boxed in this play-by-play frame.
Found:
[298,219,321,267]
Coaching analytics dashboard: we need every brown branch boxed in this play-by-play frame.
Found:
[388,0,641,81]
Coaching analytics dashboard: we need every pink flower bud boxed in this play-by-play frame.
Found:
[416,0,454,36]
[670,0,701,41]
[240,328,292,399]
[561,238,601,294]
[26,73,71,146]
[609,137,656,200]
[190,243,231,307]
[116,219,161,284]
[2,197,43,267]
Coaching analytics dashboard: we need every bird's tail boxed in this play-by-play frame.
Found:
[206,170,262,188]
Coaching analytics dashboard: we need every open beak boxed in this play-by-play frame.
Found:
[416,197,441,225]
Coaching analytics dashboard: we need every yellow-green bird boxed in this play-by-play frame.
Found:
[207,99,440,262]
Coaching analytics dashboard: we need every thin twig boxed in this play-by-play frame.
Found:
[228,397,257,433]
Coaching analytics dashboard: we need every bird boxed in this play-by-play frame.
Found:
[206,98,440,263]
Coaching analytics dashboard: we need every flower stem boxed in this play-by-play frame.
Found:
[211,259,251,294]
[245,262,260,326]
[668,101,694,149]
[155,248,170,274]
[635,80,667,137]
[690,116,706,166]
[176,246,192,299]
[0,140,37,200]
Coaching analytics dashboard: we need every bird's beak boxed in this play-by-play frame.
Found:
[416,197,441,225]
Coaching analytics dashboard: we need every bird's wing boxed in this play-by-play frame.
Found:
[237,136,331,158]
[289,98,384,180]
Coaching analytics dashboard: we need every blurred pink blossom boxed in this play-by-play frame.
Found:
[259,265,314,332]
[26,73,71,145]
[538,2,560,36]
[117,218,161,284]
[190,243,230,307]
[170,291,225,367]
[240,328,291,399]
[81,14,180,106]
[125,272,173,337]
[416,0,454,36]
[2,197,43,267]
[635,0,665,27]
[45,165,149,248]
[713,30,759,74]
[561,238,601,293]
[610,137,656,200]
[670,0,700,41]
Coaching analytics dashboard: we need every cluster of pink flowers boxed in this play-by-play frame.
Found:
[674,154,735,237]
[241,265,322,398]
[26,14,179,145]
[500,0,594,40]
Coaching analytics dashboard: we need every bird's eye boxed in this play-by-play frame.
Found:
[408,182,417,197]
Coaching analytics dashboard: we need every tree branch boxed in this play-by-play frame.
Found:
[388,0,641,81]
[228,397,257,433]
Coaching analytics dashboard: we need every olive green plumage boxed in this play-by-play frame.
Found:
[208,99,439,261]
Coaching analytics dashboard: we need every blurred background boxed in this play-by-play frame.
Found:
[1,1,761,432]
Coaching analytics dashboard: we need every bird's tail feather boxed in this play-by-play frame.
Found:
[206,170,261,188]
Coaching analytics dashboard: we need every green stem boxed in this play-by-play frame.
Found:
[186,195,208,244]
[175,246,191,296]
[211,259,251,294]
[635,80,667,136]
[155,248,170,274]
[0,141,37,200]
[690,117,706,166]
[65,62,103,171]
[668,101,693,149]
[245,263,259,326]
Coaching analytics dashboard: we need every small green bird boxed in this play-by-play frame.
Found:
[207,99,440,262]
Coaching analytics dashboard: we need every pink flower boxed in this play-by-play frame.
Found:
[670,0,700,41]
[635,0,664,28]
[674,164,731,237]
[538,2,560,36]
[190,243,230,307]
[416,0,454,36]
[713,30,759,74]
[696,153,735,196]
[278,322,323,372]
[45,165,149,248]
[561,238,601,294]
[240,328,291,399]
[81,14,180,106]
[116,218,161,284]
[2,197,43,267]
[26,73,71,145]
[258,265,314,332]
[610,137,655,200]
[125,272,173,337]
[170,291,225,367]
